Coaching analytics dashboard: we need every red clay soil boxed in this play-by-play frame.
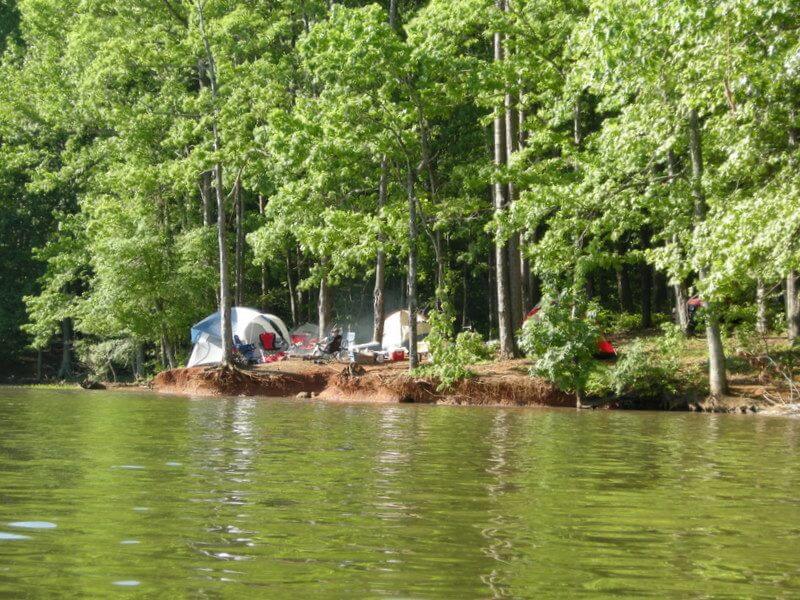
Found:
[152,359,573,407]
[153,364,331,398]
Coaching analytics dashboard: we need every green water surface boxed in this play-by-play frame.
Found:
[0,388,799,598]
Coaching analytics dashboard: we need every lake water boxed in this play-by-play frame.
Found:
[0,388,799,597]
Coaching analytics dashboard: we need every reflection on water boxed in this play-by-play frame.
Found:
[0,388,799,597]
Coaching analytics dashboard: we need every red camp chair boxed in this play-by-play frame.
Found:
[260,331,277,351]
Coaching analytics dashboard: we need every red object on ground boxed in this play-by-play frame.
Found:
[596,338,616,357]
[263,351,286,363]
[391,350,406,362]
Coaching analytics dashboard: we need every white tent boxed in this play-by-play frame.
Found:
[381,310,431,350]
[187,307,290,367]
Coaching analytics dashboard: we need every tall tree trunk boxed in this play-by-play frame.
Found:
[318,265,332,340]
[493,2,516,357]
[488,247,495,339]
[57,318,73,379]
[573,96,583,147]
[461,265,469,328]
[673,283,690,335]
[787,122,800,344]
[689,108,727,396]
[518,98,531,312]
[388,0,398,29]
[406,166,419,369]
[616,263,634,312]
[36,349,43,383]
[133,342,145,381]
[520,254,531,312]
[285,252,297,326]
[756,279,768,336]
[787,271,800,343]
[505,78,522,328]
[373,158,388,344]
[667,149,690,334]
[639,263,653,327]
[433,231,445,310]
[234,177,244,307]
[201,171,212,227]
[258,194,268,312]
[197,1,233,365]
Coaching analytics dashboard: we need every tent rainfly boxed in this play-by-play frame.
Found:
[187,307,290,367]
[381,309,431,350]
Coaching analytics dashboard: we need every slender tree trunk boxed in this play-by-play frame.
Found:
[318,265,332,340]
[197,1,233,365]
[505,83,522,328]
[520,254,531,311]
[518,99,530,312]
[787,121,800,343]
[160,331,175,370]
[616,263,634,312]
[406,166,419,368]
[493,3,516,357]
[674,283,690,334]
[639,262,653,328]
[57,318,73,379]
[258,195,268,312]
[787,271,800,343]
[689,108,727,396]
[133,342,145,381]
[36,349,43,383]
[461,265,469,328]
[573,96,583,147]
[488,246,496,338]
[433,231,445,310]
[756,279,768,336]
[373,158,388,344]
[201,171,212,227]
[388,0,398,29]
[234,177,244,307]
[666,149,690,334]
[285,252,297,326]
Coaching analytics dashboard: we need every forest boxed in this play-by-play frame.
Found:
[1,0,799,402]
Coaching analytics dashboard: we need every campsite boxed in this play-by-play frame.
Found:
[3,0,800,597]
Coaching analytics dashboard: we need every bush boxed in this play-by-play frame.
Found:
[519,294,599,397]
[608,325,685,399]
[75,338,135,381]
[607,312,642,334]
[417,310,495,391]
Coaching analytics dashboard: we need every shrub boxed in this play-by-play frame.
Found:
[418,310,495,391]
[608,326,685,399]
[607,312,642,334]
[519,294,599,397]
[75,338,135,381]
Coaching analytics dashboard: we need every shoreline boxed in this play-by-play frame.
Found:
[149,359,796,414]
[4,358,796,415]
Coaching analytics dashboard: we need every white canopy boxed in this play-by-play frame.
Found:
[381,309,431,350]
[187,307,290,367]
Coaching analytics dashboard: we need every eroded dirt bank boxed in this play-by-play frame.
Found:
[151,358,797,413]
[153,360,574,407]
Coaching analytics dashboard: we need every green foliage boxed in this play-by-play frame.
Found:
[75,338,134,381]
[519,294,599,395]
[2,0,799,389]
[608,339,682,400]
[417,309,495,391]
